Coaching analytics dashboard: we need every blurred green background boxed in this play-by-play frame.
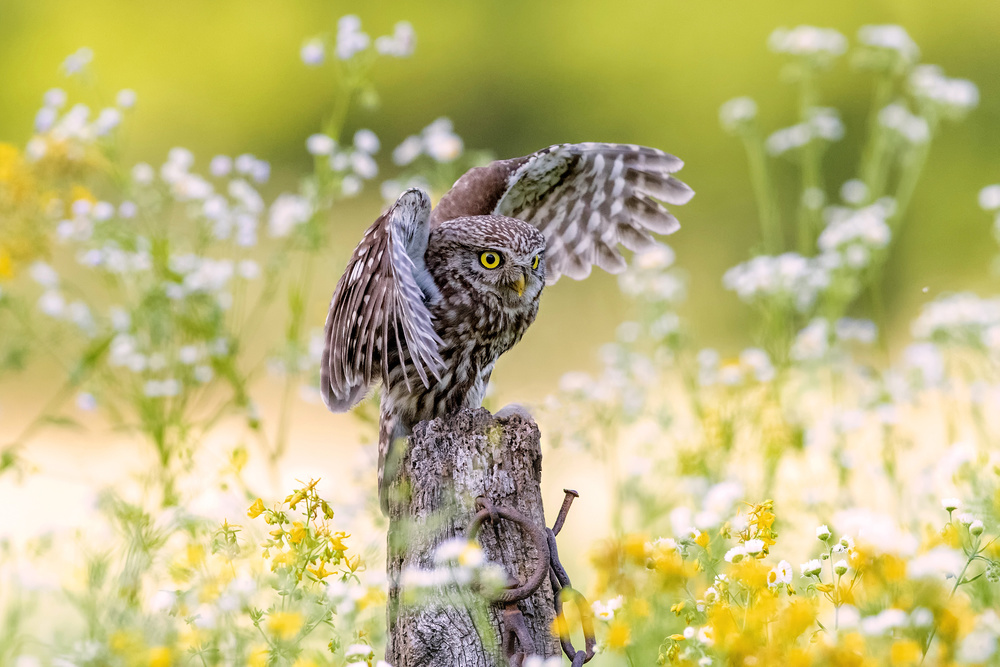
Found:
[2,0,999,400]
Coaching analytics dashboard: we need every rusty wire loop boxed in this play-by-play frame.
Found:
[468,490,596,666]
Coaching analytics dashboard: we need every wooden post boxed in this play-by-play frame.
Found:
[386,408,560,666]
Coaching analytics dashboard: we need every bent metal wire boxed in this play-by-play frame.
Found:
[469,491,596,667]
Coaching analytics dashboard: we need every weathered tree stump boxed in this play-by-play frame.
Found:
[386,408,560,666]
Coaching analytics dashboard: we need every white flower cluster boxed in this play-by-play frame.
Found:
[61,47,93,76]
[669,481,744,535]
[375,21,416,57]
[766,107,844,156]
[718,97,758,134]
[617,244,685,304]
[878,103,930,144]
[910,293,1000,349]
[29,261,94,333]
[399,538,506,591]
[790,318,830,362]
[28,91,134,162]
[910,65,979,117]
[305,128,381,197]
[817,203,892,269]
[336,15,370,60]
[723,252,831,312]
[856,24,920,64]
[300,17,415,66]
[591,595,623,621]
[768,26,847,59]
[392,118,464,166]
[696,347,775,386]
[54,197,133,243]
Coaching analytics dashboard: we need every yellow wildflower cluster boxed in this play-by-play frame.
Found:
[585,500,1000,666]
[247,478,361,583]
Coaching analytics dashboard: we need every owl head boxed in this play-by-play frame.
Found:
[428,215,546,307]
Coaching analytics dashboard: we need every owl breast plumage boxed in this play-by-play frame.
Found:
[320,143,693,511]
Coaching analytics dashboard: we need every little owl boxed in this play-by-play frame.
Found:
[320,143,693,511]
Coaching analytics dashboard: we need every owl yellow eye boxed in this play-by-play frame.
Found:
[479,251,502,269]
[531,255,540,270]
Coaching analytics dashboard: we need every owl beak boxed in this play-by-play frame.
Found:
[512,273,526,298]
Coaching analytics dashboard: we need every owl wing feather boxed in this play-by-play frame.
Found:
[321,189,444,412]
[430,142,693,284]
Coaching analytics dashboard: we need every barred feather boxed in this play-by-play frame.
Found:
[321,189,444,412]
[431,142,693,283]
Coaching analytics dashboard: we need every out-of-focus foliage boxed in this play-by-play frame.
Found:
[3,9,1000,667]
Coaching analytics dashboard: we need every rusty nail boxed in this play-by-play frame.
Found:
[551,489,579,536]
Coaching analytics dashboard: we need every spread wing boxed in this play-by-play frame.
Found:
[321,189,444,412]
[430,142,693,283]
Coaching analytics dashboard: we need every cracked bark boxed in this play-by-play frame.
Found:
[386,408,560,667]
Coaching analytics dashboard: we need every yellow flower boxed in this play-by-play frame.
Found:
[248,644,269,667]
[889,639,922,666]
[148,646,172,667]
[289,521,307,544]
[247,498,266,519]
[0,246,13,280]
[606,619,631,649]
[308,560,333,579]
[329,532,350,553]
[292,659,318,667]
[268,610,303,640]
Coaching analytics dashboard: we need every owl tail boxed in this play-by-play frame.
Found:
[377,409,410,515]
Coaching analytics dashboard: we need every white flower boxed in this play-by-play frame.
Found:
[860,608,908,635]
[115,89,137,109]
[942,497,961,512]
[970,520,985,537]
[800,559,822,577]
[816,525,832,541]
[268,194,312,237]
[424,120,463,162]
[344,644,374,659]
[857,25,920,63]
[840,179,869,205]
[178,346,200,365]
[375,21,416,57]
[769,560,793,586]
[979,185,1000,211]
[92,201,114,221]
[351,151,379,179]
[354,129,380,154]
[910,65,979,116]
[768,26,846,58]
[35,107,57,133]
[300,38,325,66]
[740,347,774,382]
[118,201,137,218]
[336,15,370,60]
[38,290,66,317]
[743,538,765,555]
[209,155,232,177]
[194,365,214,383]
[43,88,67,109]
[306,134,336,156]
[30,262,59,288]
[719,97,757,132]
[835,318,878,344]
[132,162,155,184]
[724,546,747,563]
[238,259,260,280]
[342,175,362,196]
[62,47,93,75]
[393,135,423,165]
[879,103,930,144]
[791,318,830,362]
[834,560,849,575]
[76,392,97,412]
